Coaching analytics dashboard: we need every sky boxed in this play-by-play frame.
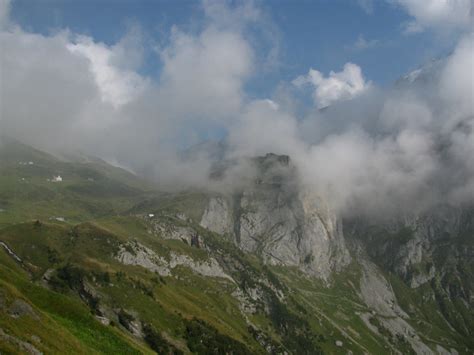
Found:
[7,0,463,92]
[1,0,473,218]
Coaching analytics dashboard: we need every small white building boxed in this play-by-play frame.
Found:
[52,175,63,182]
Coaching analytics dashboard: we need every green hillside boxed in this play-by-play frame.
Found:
[0,140,472,354]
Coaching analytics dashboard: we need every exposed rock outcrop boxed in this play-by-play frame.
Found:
[0,328,42,355]
[116,241,234,281]
[359,260,433,354]
[8,299,39,320]
[145,218,204,247]
[200,154,350,279]
[349,206,474,303]
[200,197,233,236]
[116,242,170,276]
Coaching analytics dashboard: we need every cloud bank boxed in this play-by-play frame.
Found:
[293,63,372,108]
[1,0,473,219]
[393,0,473,34]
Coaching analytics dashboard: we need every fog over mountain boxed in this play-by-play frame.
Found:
[1,2,474,353]
[1,0,473,217]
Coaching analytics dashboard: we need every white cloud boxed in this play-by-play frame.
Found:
[1,0,473,217]
[439,33,474,120]
[293,63,371,108]
[158,25,253,119]
[381,95,433,131]
[203,0,280,71]
[393,0,473,33]
[229,99,302,158]
[0,29,101,150]
[0,0,260,183]
[67,35,149,108]
[282,30,473,215]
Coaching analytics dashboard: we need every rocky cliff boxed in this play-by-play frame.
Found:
[201,153,350,280]
[347,206,474,341]
[1,141,473,354]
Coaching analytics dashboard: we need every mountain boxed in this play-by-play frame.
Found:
[347,207,474,341]
[201,153,350,280]
[0,140,472,354]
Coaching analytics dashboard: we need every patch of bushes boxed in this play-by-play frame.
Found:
[115,271,126,281]
[184,318,251,355]
[262,265,285,291]
[118,309,135,329]
[50,263,87,291]
[92,271,110,285]
[143,323,182,355]
[151,275,166,285]
[131,278,154,298]
[369,316,391,338]
[303,253,314,265]
[268,295,324,354]
[50,264,101,312]
[47,247,62,264]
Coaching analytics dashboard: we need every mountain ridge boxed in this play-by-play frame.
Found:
[0,140,472,354]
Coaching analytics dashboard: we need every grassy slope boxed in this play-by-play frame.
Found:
[0,246,152,354]
[0,139,156,227]
[0,140,472,354]
[0,141,258,353]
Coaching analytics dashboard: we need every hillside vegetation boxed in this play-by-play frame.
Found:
[0,139,472,354]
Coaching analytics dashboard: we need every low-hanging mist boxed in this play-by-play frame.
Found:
[1,0,472,218]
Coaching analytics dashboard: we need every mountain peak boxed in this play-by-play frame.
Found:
[254,153,290,167]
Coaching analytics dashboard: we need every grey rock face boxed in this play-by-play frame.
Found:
[145,216,204,247]
[0,328,43,355]
[116,241,234,281]
[8,299,39,320]
[200,154,350,279]
[200,197,233,236]
[116,242,171,276]
[389,209,460,285]
[348,206,474,290]
[359,260,408,318]
[358,259,433,355]
[349,205,474,349]
[298,190,351,277]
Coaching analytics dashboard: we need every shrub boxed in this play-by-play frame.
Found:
[143,323,182,355]
[184,318,251,355]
